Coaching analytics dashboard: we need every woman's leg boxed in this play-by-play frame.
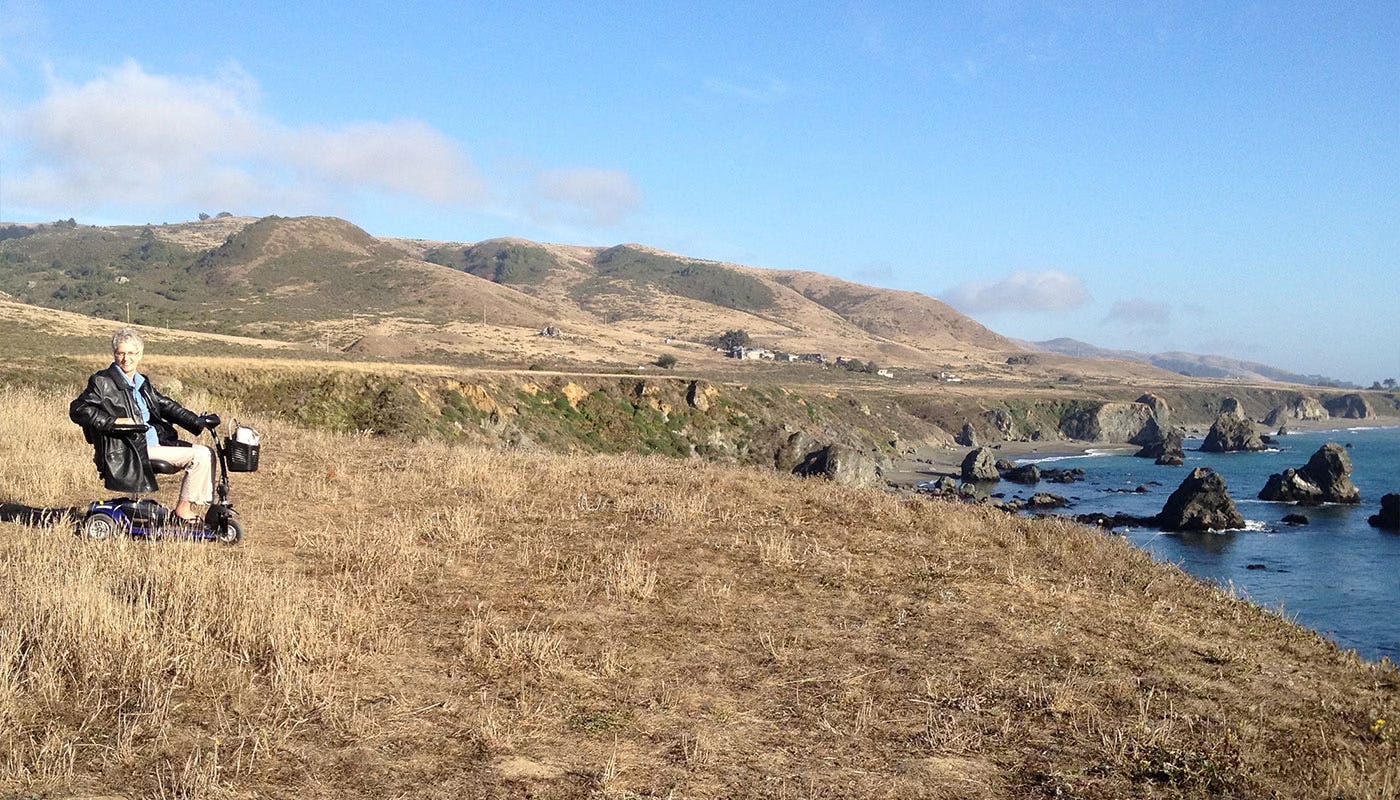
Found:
[146,444,213,520]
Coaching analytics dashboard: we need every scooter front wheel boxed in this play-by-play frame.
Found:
[215,518,244,545]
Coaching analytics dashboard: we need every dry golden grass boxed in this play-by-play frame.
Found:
[2,382,1397,798]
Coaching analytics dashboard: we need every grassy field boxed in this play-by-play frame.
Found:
[2,379,1398,798]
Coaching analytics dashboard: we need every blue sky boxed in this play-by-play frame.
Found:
[1,1,1396,384]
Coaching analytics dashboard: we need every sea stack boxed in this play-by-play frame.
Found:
[1158,467,1246,532]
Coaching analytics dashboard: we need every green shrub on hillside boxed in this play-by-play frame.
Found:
[427,241,557,286]
[572,246,775,312]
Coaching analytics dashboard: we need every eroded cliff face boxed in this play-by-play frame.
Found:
[116,361,1400,475]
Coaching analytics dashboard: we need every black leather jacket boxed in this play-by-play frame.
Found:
[69,364,202,493]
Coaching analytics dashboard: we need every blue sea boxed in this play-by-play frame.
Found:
[1015,426,1400,662]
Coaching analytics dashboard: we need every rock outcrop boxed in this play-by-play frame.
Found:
[1324,393,1373,419]
[685,380,712,412]
[1200,413,1266,453]
[1135,393,1172,426]
[1370,494,1400,531]
[1219,397,1244,418]
[793,443,881,487]
[1262,396,1328,426]
[1158,467,1246,532]
[982,409,1017,440]
[955,422,978,447]
[1258,442,1361,504]
[960,447,1000,483]
[774,431,816,473]
[1134,424,1186,466]
[1059,402,1156,444]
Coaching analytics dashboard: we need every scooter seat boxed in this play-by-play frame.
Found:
[149,459,182,475]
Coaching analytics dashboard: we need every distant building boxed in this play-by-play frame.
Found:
[730,346,773,360]
[877,369,894,378]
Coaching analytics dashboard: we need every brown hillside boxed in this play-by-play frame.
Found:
[189,217,564,338]
[403,236,1024,369]
[0,214,1228,380]
[769,270,1016,354]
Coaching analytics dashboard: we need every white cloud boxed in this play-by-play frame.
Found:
[9,60,639,230]
[942,269,1089,313]
[1103,298,1172,328]
[17,60,264,207]
[529,167,642,228]
[281,119,486,204]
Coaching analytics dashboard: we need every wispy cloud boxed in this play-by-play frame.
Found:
[1103,298,1172,328]
[528,167,642,228]
[702,75,788,103]
[942,269,1089,313]
[9,60,640,228]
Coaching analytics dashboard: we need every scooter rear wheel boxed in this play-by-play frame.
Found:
[81,511,127,540]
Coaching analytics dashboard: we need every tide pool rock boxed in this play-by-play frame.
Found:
[1001,463,1041,485]
[1158,467,1246,532]
[1258,442,1361,504]
[1201,413,1266,453]
[1026,492,1068,509]
[1369,494,1400,531]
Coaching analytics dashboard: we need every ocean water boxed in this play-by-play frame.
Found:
[1014,426,1400,662]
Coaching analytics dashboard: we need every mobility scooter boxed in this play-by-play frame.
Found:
[78,421,259,544]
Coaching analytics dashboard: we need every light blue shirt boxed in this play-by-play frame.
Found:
[116,366,160,450]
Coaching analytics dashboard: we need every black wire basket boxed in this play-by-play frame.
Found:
[225,425,261,472]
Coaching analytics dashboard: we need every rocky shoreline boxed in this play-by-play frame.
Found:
[888,416,1400,483]
[883,416,1400,532]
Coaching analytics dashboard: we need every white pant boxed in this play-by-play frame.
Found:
[147,444,214,505]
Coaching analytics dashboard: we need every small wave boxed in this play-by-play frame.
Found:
[1242,519,1271,532]
[1021,449,1123,465]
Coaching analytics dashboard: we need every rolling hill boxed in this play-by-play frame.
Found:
[0,214,1320,387]
[0,215,1030,371]
[1028,337,1351,387]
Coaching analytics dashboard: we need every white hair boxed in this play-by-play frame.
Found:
[112,327,144,353]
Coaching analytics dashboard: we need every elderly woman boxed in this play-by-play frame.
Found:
[70,328,221,524]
